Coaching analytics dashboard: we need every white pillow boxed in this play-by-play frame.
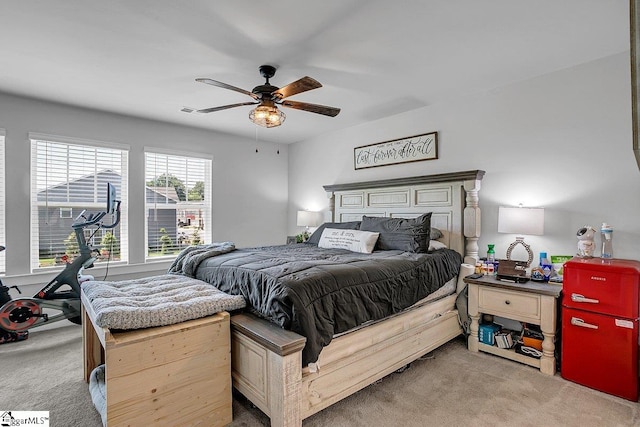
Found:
[429,240,448,250]
[318,228,380,254]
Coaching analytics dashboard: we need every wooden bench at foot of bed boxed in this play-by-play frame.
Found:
[230,293,462,427]
[82,294,233,427]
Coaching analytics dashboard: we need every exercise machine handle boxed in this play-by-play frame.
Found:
[72,200,120,229]
[73,210,106,228]
[101,200,121,229]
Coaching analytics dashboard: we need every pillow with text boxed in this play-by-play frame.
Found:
[318,228,380,254]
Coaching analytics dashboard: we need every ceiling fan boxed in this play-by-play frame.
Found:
[182,65,341,128]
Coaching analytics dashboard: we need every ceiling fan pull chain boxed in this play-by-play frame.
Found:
[255,127,259,153]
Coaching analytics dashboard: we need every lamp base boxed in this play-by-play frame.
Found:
[505,237,534,267]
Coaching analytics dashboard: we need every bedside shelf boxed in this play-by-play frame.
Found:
[477,342,540,369]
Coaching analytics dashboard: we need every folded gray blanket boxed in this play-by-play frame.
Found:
[167,242,236,277]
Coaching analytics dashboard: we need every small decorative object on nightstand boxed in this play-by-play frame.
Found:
[576,225,597,257]
[464,274,561,375]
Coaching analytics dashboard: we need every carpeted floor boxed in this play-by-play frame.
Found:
[1,324,638,426]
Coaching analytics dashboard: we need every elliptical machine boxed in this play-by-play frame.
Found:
[0,183,121,339]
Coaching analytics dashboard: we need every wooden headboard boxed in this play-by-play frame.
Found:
[323,170,484,264]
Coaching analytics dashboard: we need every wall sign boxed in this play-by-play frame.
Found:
[354,131,438,170]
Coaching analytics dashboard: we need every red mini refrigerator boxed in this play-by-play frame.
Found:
[561,258,640,401]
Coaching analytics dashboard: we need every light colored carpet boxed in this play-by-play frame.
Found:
[1,324,638,426]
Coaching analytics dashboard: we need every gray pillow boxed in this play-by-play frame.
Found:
[360,213,432,253]
[306,221,361,245]
[430,227,444,240]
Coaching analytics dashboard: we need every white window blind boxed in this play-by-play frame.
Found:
[30,136,129,270]
[145,151,211,259]
[0,130,5,275]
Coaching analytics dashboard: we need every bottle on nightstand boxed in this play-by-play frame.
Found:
[600,223,613,258]
[487,244,495,262]
[540,252,553,282]
[532,252,552,282]
[486,244,497,276]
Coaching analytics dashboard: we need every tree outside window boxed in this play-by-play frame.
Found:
[145,152,211,259]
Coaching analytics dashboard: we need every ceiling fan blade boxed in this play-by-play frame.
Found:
[272,76,322,100]
[196,78,259,100]
[280,100,341,117]
[182,102,258,114]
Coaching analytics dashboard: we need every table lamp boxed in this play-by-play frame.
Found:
[498,206,544,267]
[297,210,322,239]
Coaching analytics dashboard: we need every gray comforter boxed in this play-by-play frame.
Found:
[188,244,462,365]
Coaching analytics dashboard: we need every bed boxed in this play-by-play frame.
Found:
[193,170,484,426]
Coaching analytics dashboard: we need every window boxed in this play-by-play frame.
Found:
[30,134,128,270]
[0,130,5,275]
[59,208,72,219]
[145,150,211,259]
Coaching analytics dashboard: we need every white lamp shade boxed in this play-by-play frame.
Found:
[297,210,322,227]
[498,206,544,236]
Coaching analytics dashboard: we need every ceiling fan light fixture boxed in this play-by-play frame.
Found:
[190,65,339,126]
[249,104,286,128]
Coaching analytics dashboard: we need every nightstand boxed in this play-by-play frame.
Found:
[464,275,562,375]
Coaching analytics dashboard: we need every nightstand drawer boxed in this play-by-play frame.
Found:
[478,287,541,321]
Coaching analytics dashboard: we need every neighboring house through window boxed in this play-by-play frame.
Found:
[144,149,211,259]
[30,134,129,270]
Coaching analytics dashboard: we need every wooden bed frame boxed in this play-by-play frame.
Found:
[230,170,484,427]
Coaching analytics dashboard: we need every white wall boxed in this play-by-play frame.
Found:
[0,92,288,287]
[288,52,639,263]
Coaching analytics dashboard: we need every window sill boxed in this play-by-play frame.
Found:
[6,260,175,288]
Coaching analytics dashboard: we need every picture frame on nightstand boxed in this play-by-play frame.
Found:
[496,259,529,283]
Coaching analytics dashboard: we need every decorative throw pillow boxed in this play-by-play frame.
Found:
[306,221,361,245]
[317,228,379,254]
[360,213,432,253]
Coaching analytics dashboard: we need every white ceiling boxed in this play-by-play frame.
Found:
[0,1,630,144]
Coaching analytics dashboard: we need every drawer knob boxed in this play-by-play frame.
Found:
[504,300,510,305]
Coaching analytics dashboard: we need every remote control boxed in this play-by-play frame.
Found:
[466,273,484,279]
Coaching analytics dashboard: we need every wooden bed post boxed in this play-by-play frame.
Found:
[268,351,303,427]
[326,191,336,222]
[230,314,306,427]
[463,177,482,265]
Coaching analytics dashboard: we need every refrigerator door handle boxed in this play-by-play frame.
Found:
[571,293,600,304]
[570,317,599,330]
